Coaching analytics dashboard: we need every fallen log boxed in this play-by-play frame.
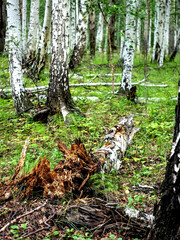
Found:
[0,116,139,200]
[1,81,167,95]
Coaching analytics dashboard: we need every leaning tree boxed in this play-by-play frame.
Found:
[47,0,83,122]
[149,78,180,239]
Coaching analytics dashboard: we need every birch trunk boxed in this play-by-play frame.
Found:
[69,0,88,69]
[22,0,27,53]
[149,78,180,239]
[70,0,76,50]
[109,0,116,51]
[136,17,141,52]
[89,8,96,57]
[27,0,40,61]
[0,0,6,52]
[168,0,175,55]
[32,0,52,74]
[159,0,171,67]
[152,0,166,62]
[6,0,32,114]
[48,0,82,121]
[118,0,136,94]
[142,0,150,55]
[96,11,103,52]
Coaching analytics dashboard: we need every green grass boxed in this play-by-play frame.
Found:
[0,52,179,211]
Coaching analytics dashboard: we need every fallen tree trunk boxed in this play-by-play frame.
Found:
[0,116,139,200]
[1,82,167,96]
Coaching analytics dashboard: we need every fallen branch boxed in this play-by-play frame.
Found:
[0,200,48,233]
[11,137,29,181]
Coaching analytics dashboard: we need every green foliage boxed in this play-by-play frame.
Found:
[90,170,121,198]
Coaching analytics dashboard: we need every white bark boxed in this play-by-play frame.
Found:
[148,18,152,52]
[96,11,104,52]
[27,0,40,58]
[93,115,139,172]
[152,0,166,62]
[159,0,171,67]
[70,0,76,49]
[76,0,79,44]
[33,0,52,73]
[120,0,136,93]
[48,0,80,121]
[136,9,141,52]
[120,31,125,61]
[69,0,88,69]
[6,0,32,113]
[22,0,27,53]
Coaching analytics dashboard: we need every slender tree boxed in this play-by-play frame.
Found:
[69,0,88,69]
[89,5,96,57]
[159,0,171,67]
[22,0,27,53]
[27,0,40,61]
[109,0,116,50]
[48,0,82,121]
[152,0,166,62]
[6,0,32,113]
[32,0,52,74]
[118,0,136,95]
[96,10,104,52]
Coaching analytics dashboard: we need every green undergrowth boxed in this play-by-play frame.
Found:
[0,52,179,219]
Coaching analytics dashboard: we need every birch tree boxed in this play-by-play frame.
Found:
[96,11,104,52]
[48,0,82,121]
[27,0,40,61]
[149,78,180,239]
[152,0,166,62]
[22,0,27,53]
[32,0,52,74]
[118,0,136,95]
[69,0,88,69]
[70,0,76,50]
[6,0,32,113]
[159,0,171,67]
[89,7,96,57]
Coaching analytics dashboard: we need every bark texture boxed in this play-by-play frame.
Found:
[27,0,40,60]
[89,8,96,57]
[32,0,52,74]
[119,0,136,94]
[69,0,88,69]
[7,0,32,114]
[170,33,180,61]
[149,79,180,239]
[48,0,82,121]
[0,0,6,52]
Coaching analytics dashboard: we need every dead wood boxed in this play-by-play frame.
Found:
[0,200,48,233]
[0,116,138,200]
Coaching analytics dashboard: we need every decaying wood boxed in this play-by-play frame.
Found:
[0,116,138,199]
[11,137,29,181]
[93,115,139,172]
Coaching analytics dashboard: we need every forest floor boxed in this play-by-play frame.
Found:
[0,52,180,239]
